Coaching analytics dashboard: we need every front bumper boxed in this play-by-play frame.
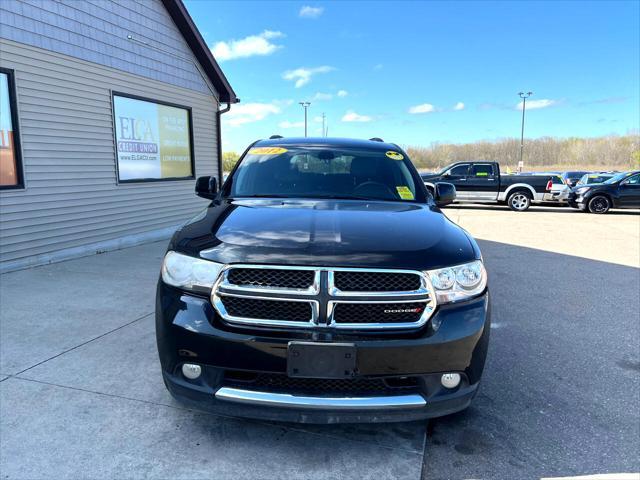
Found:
[156,283,491,423]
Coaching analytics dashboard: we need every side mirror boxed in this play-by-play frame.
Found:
[434,182,456,207]
[195,176,218,199]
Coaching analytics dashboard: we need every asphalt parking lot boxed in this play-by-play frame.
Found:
[1,205,638,479]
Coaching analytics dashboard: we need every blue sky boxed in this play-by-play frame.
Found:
[184,0,640,153]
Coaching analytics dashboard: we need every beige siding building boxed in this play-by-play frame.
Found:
[0,0,237,272]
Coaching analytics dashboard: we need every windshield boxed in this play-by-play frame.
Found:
[578,174,613,185]
[604,172,631,184]
[563,171,588,180]
[226,146,425,202]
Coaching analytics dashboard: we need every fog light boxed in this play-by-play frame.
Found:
[441,373,461,389]
[182,363,202,380]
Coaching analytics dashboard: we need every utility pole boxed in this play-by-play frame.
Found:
[299,102,310,137]
[321,113,326,137]
[518,91,533,172]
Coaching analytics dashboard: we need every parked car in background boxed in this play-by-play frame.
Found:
[570,171,640,213]
[560,173,616,204]
[561,171,589,188]
[421,161,556,211]
[526,172,566,204]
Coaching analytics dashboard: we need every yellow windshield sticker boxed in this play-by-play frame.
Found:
[248,147,288,155]
[396,186,414,200]
[476,172,488,176]
[386,151,404,161]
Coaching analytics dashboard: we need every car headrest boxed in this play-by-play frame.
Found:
[350,157,377,178]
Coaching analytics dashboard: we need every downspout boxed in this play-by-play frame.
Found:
[216,102,232,182]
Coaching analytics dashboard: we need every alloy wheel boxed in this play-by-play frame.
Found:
[589,196,610,214]
[510,193,529,211]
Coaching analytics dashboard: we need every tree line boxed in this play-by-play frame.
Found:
[405,134,639,171]
[222,134,640,173]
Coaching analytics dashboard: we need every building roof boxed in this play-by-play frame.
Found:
[161,0,238,104]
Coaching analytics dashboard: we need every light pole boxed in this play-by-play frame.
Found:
[321,112,326,137]
[518,91,533,172]
[299,102,310,137]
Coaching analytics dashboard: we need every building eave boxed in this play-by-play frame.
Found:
[161,0,238,104]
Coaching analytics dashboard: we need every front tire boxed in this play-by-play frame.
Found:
[587,195,610,214]
[507,191,531,211]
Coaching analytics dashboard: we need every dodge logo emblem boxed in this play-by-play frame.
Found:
[384,307,423,314]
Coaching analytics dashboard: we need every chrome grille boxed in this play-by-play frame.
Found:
[228,268,315,290]
[212,265,436,330]
[220,296,313,322]
[333,271,422,293]
[331,301,428,324]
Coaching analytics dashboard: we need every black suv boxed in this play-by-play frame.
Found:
[156,138,490,423]
[570,170,640,213]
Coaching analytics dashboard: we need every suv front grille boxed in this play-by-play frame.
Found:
[333,271,422,292]
[220,296,313,323]
[213,265,436,331]
[228,268,315,290]
[332,301,427,324]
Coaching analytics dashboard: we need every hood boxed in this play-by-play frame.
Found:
[172,199,477,270]
[573,182,608,191]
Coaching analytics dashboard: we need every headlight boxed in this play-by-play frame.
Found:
[574,186,591,195]
[426,260,487,304]
[161,251,224,292]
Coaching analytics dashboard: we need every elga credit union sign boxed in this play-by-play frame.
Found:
[113,94,194,182]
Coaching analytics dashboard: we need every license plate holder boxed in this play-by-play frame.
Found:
[287,342,357,379]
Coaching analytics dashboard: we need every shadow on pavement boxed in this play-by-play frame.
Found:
[443,204,640,215]
[421,239,640,479]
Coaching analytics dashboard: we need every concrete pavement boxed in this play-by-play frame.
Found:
[0,241,424,480]
[1,204,639,479]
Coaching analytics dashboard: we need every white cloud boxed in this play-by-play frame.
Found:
[453,102,465,111]
[408,103,436,114]
[299,6,324,18]
[337,90,348,97]
[225,102,281,126]
[312,92,333,101]
[211,30,284,61]
[282,66,334,88]
[342,110,372,122]
[278,120,305,129]
[516,99,557,110]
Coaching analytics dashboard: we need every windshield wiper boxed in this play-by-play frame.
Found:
[230,194,294,199]
[229,194,398,202]
[312,194,378,201]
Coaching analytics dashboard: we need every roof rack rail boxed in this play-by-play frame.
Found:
[369,137,384,142]
[269,135,283,139]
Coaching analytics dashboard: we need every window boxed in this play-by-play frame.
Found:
[449,164,469,176]
[623,174,640,185]
[112,93,194,182]
[227,146,424,202]
[551,175,564,184]
[470,164,494,177]
[0,68,24,189]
